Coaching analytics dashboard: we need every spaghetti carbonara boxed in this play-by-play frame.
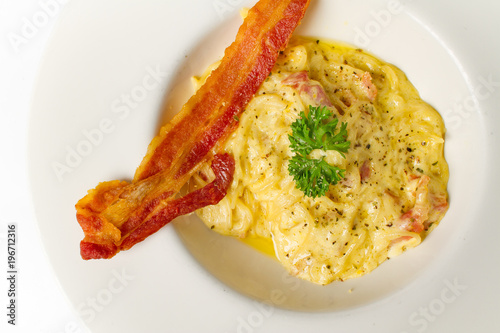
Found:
[190,36,449,285]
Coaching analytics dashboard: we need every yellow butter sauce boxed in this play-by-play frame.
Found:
[240,236,276,258]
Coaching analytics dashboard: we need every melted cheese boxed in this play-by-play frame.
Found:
[190,36,449,285]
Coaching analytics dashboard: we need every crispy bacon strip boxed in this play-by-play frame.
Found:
[76,0,311,259]
[78,154,234,259]
[134,0,311,181]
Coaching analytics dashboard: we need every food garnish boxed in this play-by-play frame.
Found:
[288,105,350,198]
[75,0,311,259]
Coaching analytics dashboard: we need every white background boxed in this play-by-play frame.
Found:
[1,1,82,332]
[1,0,499,332]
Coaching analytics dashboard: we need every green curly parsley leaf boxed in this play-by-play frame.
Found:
[288,154,346,198]
[288,105,350,198]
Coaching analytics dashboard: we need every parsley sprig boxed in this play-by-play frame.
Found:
[288,105,350,198]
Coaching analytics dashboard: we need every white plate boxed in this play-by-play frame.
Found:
[29,0,500,332]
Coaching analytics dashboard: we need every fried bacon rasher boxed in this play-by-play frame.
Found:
[76,0,311,259]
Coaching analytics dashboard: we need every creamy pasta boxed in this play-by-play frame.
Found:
[190,36,449,285]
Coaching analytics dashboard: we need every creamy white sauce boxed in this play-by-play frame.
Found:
[191,36,449,285]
